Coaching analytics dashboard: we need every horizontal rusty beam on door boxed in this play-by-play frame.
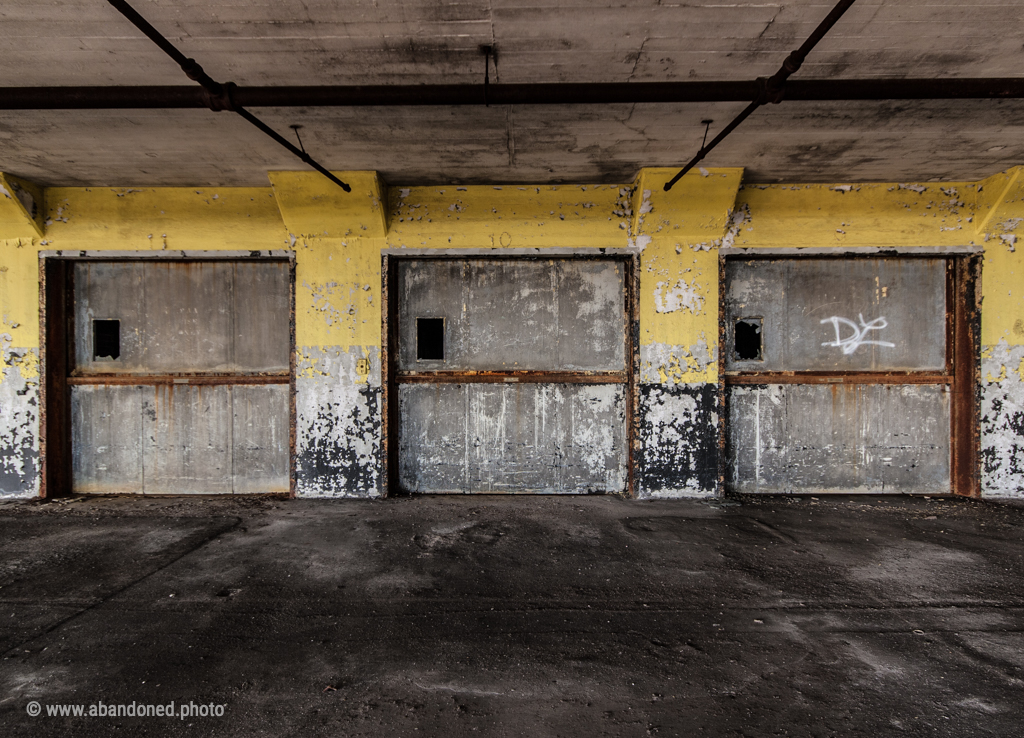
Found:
[67,374,289,386]
[397,371,626,384]
[724,372,952,385]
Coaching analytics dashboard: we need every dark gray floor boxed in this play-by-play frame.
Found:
[1,494,1023,737]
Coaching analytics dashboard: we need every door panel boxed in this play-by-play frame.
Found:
[724,258,947,372]
[74,261,290,374]
[727,383,950,494]
[70,260,290,495]
[397,259,626,372]
[394,257,629,495]
[724,256,954,495]
[399,383,627,494]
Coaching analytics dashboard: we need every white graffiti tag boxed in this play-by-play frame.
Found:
[820,314,895,355]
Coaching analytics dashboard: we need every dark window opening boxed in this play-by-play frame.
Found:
[417,318,445,361]
[93,319,120,360]
[734,318,762,361]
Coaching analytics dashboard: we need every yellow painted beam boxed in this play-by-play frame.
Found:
[976,167,1024,347]
[732,181,983,249]
[0,173,43,239]
[387,183,629,249]
[269,171,387,239]
[41,186,287,251]
[632,167,745,384]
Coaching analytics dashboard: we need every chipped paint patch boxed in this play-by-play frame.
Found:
[640,341,716,384]
[0,346,40,497]
[295,346,381,498]
[654,278,704,315]
[981,340,1024,498]
[636,383,718,498]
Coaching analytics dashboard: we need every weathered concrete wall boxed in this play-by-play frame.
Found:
[977,169,1024,497]
[1,173,46,497]
[2,165,1024,498]
[727,384,951,495]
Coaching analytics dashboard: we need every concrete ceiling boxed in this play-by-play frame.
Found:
[2,0,1023,186]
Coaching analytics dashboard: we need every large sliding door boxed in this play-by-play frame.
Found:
[723,255,977,495]
[390,257,631,495]
[68,260,291,495]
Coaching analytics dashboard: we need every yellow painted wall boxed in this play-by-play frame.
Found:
[291,181,636,352]
[2,166,1023,375]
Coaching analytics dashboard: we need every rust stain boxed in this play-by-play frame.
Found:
[67,373,289,386]
[724,371,951,385]
[397,370,627,384]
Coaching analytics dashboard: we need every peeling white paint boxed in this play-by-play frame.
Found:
[637,384,718,499]
[720,203,751,249]
[0,346,40,498]
[981,340,1024,498]
[654,278,704,314]
[295,346,382,499]
[641,341,716,383]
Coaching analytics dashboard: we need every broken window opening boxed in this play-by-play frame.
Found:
[734,318,762,361]
[93,319,121,361]
[417,318,445,361]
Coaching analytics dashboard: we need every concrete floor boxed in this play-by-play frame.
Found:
[1,494,1023,737]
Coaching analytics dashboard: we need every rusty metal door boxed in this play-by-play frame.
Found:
[723,256,953,495]
[394,258,629,494]
[69,260,291,494]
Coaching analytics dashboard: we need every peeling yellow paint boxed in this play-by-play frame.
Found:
[5,347,39,381]
[0,240,41,346]
[733,182,984,249]
[3,166,1024,392]
[295,236,382,348]
[295,349,329,380]
[41,186,285,251]
[976,168,1024,347]
[987,364,1007,383]
[633,168,744,384]
[388,183,628,248]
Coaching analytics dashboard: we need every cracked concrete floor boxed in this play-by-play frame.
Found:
[1,494,1023,737]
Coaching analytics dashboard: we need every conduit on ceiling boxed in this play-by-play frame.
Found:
[664,0,860,190]
[2,78,1022,109]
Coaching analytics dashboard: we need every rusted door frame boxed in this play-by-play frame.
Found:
[717,249,981,498]
[38,250,296,498]
[380,251,639,498]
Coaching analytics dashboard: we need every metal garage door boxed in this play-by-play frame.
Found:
[723,256,953,495]
[69,260,291,494]
[393,258,629,494]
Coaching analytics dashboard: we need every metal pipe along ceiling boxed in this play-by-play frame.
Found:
[2,78,1023,109]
